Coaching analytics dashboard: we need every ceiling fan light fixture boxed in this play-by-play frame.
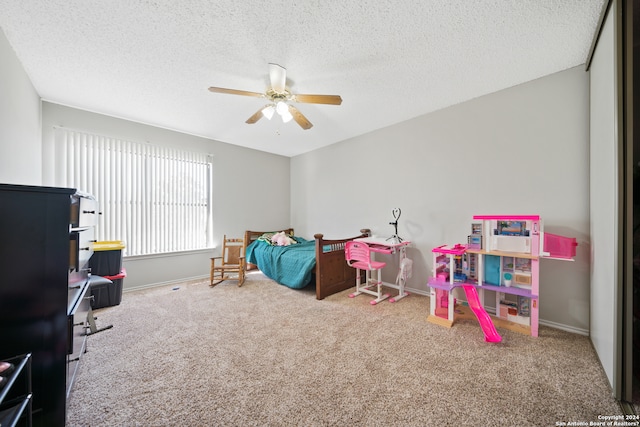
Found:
[262,105,275,120]
[281,109,293,123]
[275,101,289,115]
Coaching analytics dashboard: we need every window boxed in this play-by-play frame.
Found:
[54,127,212,256]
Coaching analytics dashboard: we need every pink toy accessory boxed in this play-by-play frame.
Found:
[543,233,578,259]
[462,285,502,343]
[473,214,540,221]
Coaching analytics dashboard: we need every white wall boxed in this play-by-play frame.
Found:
[589,1,618,391]
[0,28,41,185]
[41,102,291,290]
[291,66,591,334]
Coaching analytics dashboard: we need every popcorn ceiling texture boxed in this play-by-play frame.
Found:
[0,0,606,156]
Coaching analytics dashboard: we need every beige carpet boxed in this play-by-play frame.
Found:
[67,271,622,426]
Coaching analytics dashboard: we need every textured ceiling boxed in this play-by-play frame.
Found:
[0,0,606,157]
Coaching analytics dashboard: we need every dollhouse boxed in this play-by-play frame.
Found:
[427,215,577,338]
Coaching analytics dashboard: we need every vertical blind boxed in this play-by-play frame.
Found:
[54,127,212,256]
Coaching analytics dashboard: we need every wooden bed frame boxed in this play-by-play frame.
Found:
[243,228,371,300]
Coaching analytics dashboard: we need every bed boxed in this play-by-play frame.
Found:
[244,228,371,299]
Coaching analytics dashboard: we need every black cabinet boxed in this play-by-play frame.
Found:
[0,184,96,427]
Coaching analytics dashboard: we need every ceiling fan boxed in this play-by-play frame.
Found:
[208,63,342,130]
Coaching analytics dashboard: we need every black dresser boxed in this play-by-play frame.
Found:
[0,184,97,427]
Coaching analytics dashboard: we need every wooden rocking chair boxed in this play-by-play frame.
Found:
[210,235,246,287]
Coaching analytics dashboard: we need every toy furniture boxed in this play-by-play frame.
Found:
[352,236,412,303]
[211,235,246,287]
[345,240,388,305]
[427,215,577,338]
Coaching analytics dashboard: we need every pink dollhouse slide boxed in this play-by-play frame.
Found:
[462,285,502,343]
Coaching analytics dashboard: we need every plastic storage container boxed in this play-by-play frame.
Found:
[90,241,125,276]
[90,268,127,309]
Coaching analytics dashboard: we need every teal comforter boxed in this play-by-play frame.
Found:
[245,237,316,289]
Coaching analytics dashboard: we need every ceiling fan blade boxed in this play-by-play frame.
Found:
[293,94,342,105]
[245,106,267,124]
[288,105,313,130]
[269,63,287,93]
[208,87,264,98]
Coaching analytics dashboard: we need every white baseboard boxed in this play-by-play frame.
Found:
[123,275,208,293]
[539,319,589,336]
[404,286,430,297]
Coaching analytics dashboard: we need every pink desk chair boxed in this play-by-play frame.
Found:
[345,240,388,305]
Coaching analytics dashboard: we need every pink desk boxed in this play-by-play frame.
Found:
[354,237,411,303]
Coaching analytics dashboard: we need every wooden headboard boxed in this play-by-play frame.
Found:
[243,228,295,270]
[244,228,295,248]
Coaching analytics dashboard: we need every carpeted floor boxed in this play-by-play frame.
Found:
[67,271,622,426]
